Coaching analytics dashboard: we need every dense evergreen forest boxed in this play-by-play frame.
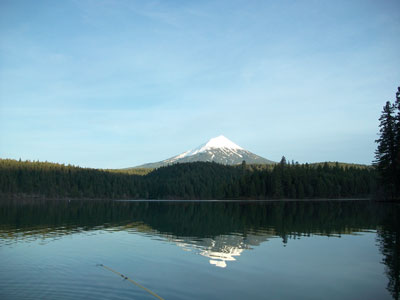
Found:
[0,158,375,200]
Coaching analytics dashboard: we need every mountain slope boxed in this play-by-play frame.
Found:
[135,135,275,168]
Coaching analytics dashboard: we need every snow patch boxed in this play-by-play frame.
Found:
[170,135,244,159]
[201,135,243,150]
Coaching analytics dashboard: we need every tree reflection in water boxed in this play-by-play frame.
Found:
[376,204,400,300]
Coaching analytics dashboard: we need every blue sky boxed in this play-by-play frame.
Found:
[1,0,399,168]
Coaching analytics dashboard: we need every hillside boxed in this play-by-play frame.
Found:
[0,159,376,200]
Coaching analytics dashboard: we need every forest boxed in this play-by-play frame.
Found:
[0,158,376,200]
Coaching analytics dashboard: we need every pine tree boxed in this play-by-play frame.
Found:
[374,95,397,198]
[394,87,400,192]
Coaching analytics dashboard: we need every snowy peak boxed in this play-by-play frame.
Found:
[135,135,275,168]
[184,135,244,157]
[201,135,243,151]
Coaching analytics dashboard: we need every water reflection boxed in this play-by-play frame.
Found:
[377,205,400,300]
[174,233,272,268]
[0,199,399,298]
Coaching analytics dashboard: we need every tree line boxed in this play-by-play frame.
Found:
[0,158,375,200]
[374,86,400,200]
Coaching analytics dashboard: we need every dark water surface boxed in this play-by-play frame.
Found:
[0,199,399,300]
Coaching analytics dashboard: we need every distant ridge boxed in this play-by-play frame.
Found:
[134,135,275,168]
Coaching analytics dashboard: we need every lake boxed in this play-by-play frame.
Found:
[0,199,399,300]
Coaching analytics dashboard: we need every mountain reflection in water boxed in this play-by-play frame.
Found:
[170,232,272,268]
[0,199,399,299]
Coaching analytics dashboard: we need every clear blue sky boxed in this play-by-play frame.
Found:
[1,0,399,168]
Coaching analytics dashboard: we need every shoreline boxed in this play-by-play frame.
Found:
[0,194,375,203]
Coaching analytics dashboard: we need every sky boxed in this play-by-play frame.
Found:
[0,0,399,168]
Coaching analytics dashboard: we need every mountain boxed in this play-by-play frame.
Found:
[135,135,275,168]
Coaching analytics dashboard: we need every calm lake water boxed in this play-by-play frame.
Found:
[0,199,399,300]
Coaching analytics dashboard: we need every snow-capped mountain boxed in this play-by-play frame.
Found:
[136,135,275,168]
